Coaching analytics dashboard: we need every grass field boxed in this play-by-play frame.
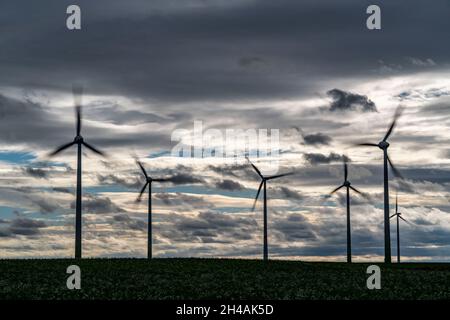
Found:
[1,258,450,300]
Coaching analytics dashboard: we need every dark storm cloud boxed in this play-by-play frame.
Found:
[113,214,147,231]
[160,211,257,243]
[327,89,377,113]
[153,193,213,209]
[0,218,48,237]
[166,173,204,185]
[303,133,333,146]
[97,173,141,189]
[273,214,317,242]
[71,195,124,214]
[1,0,449,103]
[215,179,244,191]
[304,152,348,165]
[22,167,48,179]
[277,186,303,200]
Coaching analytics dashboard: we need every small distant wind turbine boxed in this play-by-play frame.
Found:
[330,158,364,263]
[356,106,404,263]
[136,160,170,259]
[49,85,106,259]
[246,156,294,261]
[390,194,409,263]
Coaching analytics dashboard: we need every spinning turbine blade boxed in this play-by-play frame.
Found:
[73,85,83,136]
[83,141,105,156]
[399,216,410,224]
[383,106,403,142]
[356,142,378,147]
[330,184,344,194]
[344,160,348,181]
[137,161,148,179]
[152,178,170,182]
[246,156,263,178]
[396,194,398,212]
[252,181,264,211]
[349,185,363,195]
[387,155,404,179]
[136,182,149,202]
[266,172,295,180]
[48,141,75,157]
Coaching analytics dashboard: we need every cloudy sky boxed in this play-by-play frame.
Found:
[0,0,449,261]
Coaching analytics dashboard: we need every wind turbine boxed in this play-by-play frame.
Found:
[49,85,105,259]
[390,194,409,263]
[356,106,404,263]
[246,156,294,261]
[136,160,170,259]
[330,158,364,263]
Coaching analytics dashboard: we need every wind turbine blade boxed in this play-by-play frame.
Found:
[152,178,170,182]
[396,194,398,213]
[387,155,404,179]
[383,106,403,142]
[349,185,362,195]
[399,216,411,225]
[344,160,348,182]
[390,213,397,219]
[136,182,149,202]
[356,143,378,147]
[48,141,75,157]
[136,160,148,179]
[73,85,83,136]
[82,141,105,156]
[266,172,295,180]
[330,184,344,194]
[252,181,264,211]
[246,156,263,178]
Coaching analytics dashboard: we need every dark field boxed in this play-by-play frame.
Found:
[0,258,450,300]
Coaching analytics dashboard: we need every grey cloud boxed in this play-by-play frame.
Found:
[327,89,377,113]
[97,174,141,189]
[277,186,303,200]
[304,152,348,165]
[71,195,124,214]
[215,179,244,191]
[167,173,204,185]
[303,133,332,146]
[22,167,48,179]
[6,218,47,236]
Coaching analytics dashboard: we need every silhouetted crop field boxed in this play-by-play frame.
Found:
[1,258,450,300]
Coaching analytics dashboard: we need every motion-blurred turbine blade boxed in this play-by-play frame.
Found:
[356,143,378,147]
[152,177,171,182]
[330,184,344,194]
[83,141,105,156]
[399,216,410,224]
[48,141,75,157]
[252,181,264,211]
[246,156,263,178]
[136,182,149,202]
[383,106,403,142]
[136,161,148,179]
[349,185,363,195]
[266,172,295,180]
[387,154,404,179]
[396,194,398,213]
[344,160,348,182]
[73,85,83,136]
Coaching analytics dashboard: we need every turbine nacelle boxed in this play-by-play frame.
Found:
[74,135,84,144]
[343,181,351,187]
[378,141,390,149]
